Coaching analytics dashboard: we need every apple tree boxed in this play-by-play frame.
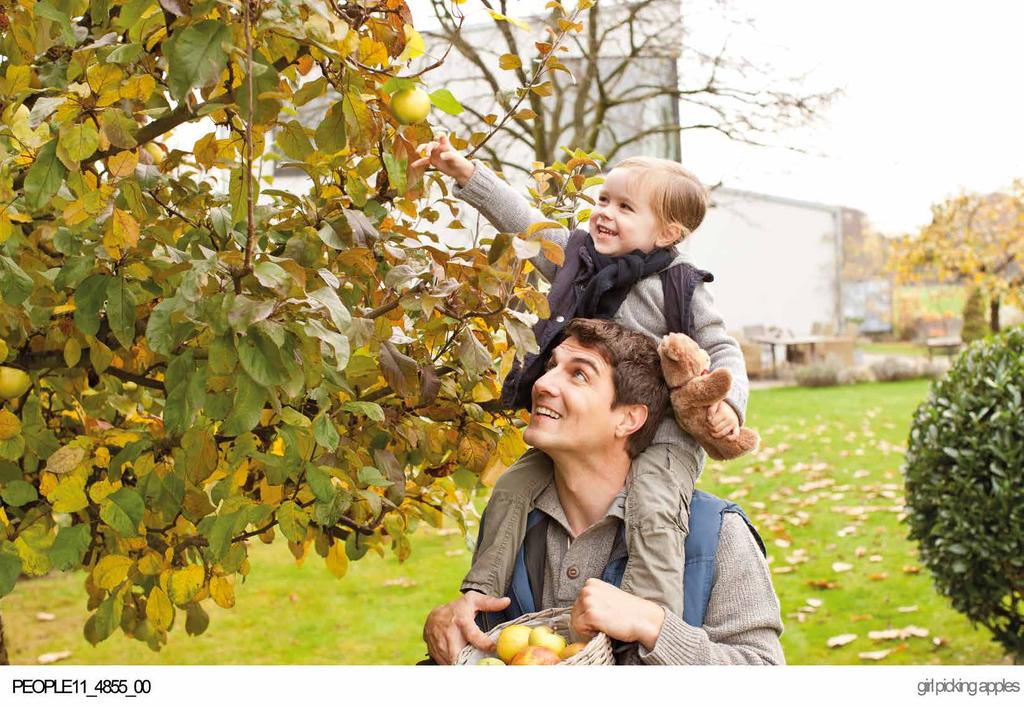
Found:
[0,0,592,654]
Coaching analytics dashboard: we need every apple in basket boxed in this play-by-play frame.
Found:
[510,646,561,665]
[560,642,587,660]
[529,625,567,655]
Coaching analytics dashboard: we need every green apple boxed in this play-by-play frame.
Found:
[529,625,567,655]
[476,657,505,666]
[0,366,31,400]
[391,87,431,125]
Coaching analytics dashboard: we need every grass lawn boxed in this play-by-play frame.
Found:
[1,380,1011,665]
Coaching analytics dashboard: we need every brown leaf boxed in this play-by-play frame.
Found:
[902,565,921,574]
[807,579,839,590]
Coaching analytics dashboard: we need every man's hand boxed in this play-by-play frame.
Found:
[707,400,740,440]
[422,591,511,665]
[569,578,666,651]
[411,134,475,186]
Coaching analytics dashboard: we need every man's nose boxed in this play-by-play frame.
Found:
[532,367,559,398]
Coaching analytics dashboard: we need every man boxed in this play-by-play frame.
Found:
[422,319,784,665]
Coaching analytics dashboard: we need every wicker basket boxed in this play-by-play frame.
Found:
[456,607,614,666]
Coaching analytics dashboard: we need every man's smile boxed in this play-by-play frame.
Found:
[534,405,562,420]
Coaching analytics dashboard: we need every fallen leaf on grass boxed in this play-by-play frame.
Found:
[854,546,867,558]
[806,598,823,608]
[38,651,72,664]
[434,528,460,536]
[444,549,465,557]
[35,612,56,622]
[772,566,795,574]
[288,593,299,603]
[932,637,947,647]
[807,579,840,590]
[869,555,883,562]
[902,565,921,574]
[869,625,930,640]
[897,605,919,613]
[849,614,874,622]
[858,649,892,661]
[827,634,857,648]
[867,572,889,581]
[383,576,417,588]
[832,562,853,572]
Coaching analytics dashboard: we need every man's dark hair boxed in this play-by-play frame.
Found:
[561,318,669,457]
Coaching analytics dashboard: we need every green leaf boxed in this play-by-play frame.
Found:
[48,523,91,571]
[100,487,145,537]
[1,480,37,507]
[0,256,33,306]
[59,122,100,162]
[220,371,267,437]
[429,89,463,115]
[237,326,289,387]
[383,152,407,194]
[105,276,136,350]
[314,101,347,153]
[106,42,143,64]
[345,531,369,561]
[253,262,290,291]
[313,413,339,449]
[276,500,308,543]
[23,139,67,211]
[229,167,260,225]
[166,20,232,100]
[0,542,23,597]
[73,274,109,337]
[307,287,351,334]
[86,593,122,644]
[340,401,385,423]
[277,120,313,161]
[98,110,138,149]
[206,511,244,562]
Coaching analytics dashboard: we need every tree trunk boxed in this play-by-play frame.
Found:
[989,295,1001,333]
[0,608,9,665]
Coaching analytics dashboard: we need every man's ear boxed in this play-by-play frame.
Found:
[655,223,683,248]
[614,403,649,440]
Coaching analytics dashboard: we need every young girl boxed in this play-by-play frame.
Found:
[413,136,748,619]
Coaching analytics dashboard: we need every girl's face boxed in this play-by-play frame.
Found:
[588,168,678,256]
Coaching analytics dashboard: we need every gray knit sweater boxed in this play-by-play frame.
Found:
[453,164,750,468]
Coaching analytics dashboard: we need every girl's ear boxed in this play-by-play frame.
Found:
[655,223,683,248]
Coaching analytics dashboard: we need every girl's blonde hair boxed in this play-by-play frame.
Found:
[613,156,708,243]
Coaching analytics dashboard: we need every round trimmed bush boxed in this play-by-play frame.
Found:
[904,325,1024,659]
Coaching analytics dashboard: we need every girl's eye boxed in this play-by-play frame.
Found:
[621,203,633,212]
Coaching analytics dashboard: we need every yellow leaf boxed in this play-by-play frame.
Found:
[0,410,21,441]
[93,554,133,590]
[137,551,164,576]
[38,472,58,498]
[87,64,123,96]
[107,208,140,249]
[499,53,522,70]
[120,74,156,102]
[259,478,283,505]
[48,477,89,513]
[540,239,565,266]
[210,575,235,608]
[146,586,174,631]
[46,445,87,474]
[0,507,9,530]
[14,536,51,576]
[88,478,119,503]
[358,37,388,66]
[107,150,138,178]
[398,25,425,63]
[167,565,205,606]
[325,540,348,578]
[193,132,219,169]
[93,446,110,469]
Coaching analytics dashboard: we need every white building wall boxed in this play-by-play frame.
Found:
[679,188,841,336]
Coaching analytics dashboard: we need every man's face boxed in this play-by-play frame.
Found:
[523,337,629,456]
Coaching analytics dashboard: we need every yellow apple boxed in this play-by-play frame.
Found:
[0,366,31,400]
[560,642,587,660]
[391,87,431,125]
[509,646,560,666]
[495,624,532,664]
[476,657,505,666]
[528,625,567,655]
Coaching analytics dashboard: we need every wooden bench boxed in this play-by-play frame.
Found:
[926,336,962,360]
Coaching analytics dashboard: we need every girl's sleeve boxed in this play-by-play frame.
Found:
[452,161,570,282]
[690,283,749,424]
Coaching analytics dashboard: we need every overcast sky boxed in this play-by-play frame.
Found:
[413,1,1024,235]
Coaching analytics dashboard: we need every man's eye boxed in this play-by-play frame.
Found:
[573,370,587,382]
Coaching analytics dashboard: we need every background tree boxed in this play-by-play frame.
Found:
[961,286,989,343]
[892,183,1024,334]
[423,0,838,176]
[0,0,594,657]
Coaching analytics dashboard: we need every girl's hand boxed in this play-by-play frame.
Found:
[411,133,475,186]
[707,401,740,440]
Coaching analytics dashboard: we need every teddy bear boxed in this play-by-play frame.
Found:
[658,332,759,461]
